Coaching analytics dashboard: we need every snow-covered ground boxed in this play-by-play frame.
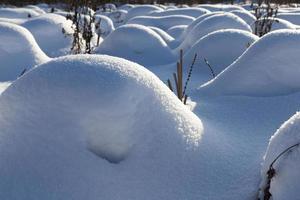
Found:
[0,2,300,200]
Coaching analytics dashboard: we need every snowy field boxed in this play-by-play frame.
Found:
[0,2,300,200]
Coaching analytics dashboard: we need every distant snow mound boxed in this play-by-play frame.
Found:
[259,112,300,200]
[178,13,251,51]
[277,13,300,25]
[201,30,300,96]
[183,29,258,81]
[0,7,40,19]
[94,14,115,37]
[0,55,203,199]
[96,24,175,66]
[149,7,210,18]
[21,13,73,57]
[167,25,187,38]
[124,5,163,22]
[0,22,49,81]
[250,18,296,32]
[127,15,194,31]
[198,4,246,12]
[230,10,255,25]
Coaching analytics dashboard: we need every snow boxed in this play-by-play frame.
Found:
[230,10,256,25]
[201,30,300,96]
[167,25,187,38]
[94,15,115,38]
[96,24,175,66]
[0,22,49,82]
[259,112,300,200]
[118,4,135,11]
[148,26,174,44]
[21,13,73,57]
[177,13,252,51]
[148,7,210,18]
[251,18,297,32]
[0,7,40,19]
[127,15,194,31]
[198,4,247,12]
[124,5,163,22]
[0,54,203,199]
[182,29,258,87]
[277,13,300,25]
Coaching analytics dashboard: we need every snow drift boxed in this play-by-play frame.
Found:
[96,24,175,66]
[127,15,194,31]
[0,22,49,82]
[21,13,73,57]
[177,13,252,51]
[124,5,163,22]
[0,7,40,19]
[148,7,210,18]
[201,30,300,96]
[183,29,258,82]
[259,112,300,200]
[0,54,204,199]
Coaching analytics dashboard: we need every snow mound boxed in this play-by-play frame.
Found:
[259,112,300,200]
[127,15,194,31]
[200,30,300,96]
[176,11,224,42]
[149,7,210,18]
[107,10,127,26]
[0,22,49,82]
[25,5,46,14]
[277,13,300,25]
[96,24,175,66]
[183,29,258,80]
[178,13,251,51]
[0,54,203,199]
[149,26,174,44]
[198,4,246,12]
[251,18,296,32]
[95,15,115,38]
[167,25,187,38]
[124,5,163,22]
[21,13,73,57]
[230,10,256,25]
[0,7,40,19]
[118,4,135,11]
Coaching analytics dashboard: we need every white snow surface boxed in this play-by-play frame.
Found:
[127,15,194,31]
[230,10,256,25]
[124,5,163,22]
[96,24,175,66]
[149,7,210,18]
[177,12,252,51]
[0,22,49,81]
[21,13,73,57]
[94,14,115,38]
[259,112,300,200]
[277,12,300,25]
[167,25,187,38]
[0,7,40,19]
[201,29,300,96]
[0,54,204,200]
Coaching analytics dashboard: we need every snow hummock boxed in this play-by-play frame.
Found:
[277,13,300,25]
[94,14,115,38]
[0,7,40,19]
[201,30,300,96]
[96,24,175,66]
[250,18,297,32]
[230,10,256,26]
[21,13,73,57]
[0,54,204,199]
[148,7,210,18]
[259,112,300,200]
[167,25,187,38]
[127,15,194,31]
[177,13,252,51]
[0,22,49,82]
[124,5,163,22]
[182,29,258,87]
